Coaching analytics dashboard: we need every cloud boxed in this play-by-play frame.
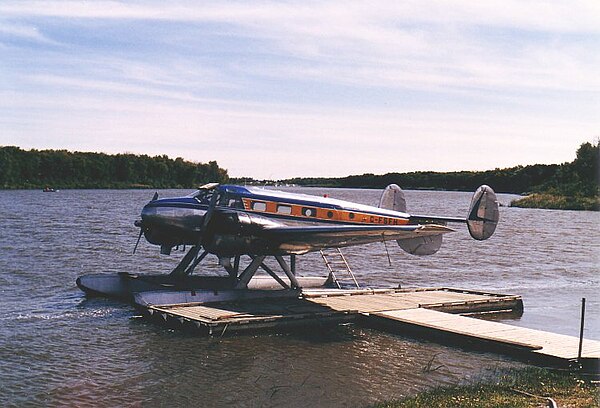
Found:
[2,84,596,178]
[1,1,598,178]
[1,1,599,31]
[3,1,599,94]
[0,21,62,45]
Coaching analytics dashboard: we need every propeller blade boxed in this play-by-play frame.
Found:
[133,227,143,254]
[196,189,221,247]
[201,190,220,231]
[133,191,157,254]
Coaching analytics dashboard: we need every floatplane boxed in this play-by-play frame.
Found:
[77,183,499,305]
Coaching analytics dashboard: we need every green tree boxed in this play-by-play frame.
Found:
[0,147,229,189]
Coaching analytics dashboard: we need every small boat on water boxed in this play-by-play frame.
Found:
[43,187,58,192]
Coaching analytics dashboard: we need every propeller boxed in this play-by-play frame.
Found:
[199,188,220,245]
[132,191,159,254]
[169,186,220,277]
[133,228,143,254]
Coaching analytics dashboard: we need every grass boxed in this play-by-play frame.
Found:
[510,193,599,211]
[373,367,599,408]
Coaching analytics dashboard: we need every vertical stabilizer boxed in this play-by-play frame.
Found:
[467,185,499,240]
[379,184,407,212]
[380,184,444,255]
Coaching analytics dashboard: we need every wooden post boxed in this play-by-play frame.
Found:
[578,297,586,363]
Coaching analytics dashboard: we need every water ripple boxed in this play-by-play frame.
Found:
[0,188,597,407]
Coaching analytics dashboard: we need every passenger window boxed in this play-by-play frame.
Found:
[226,198,243,208]
[277,205,292,215]
[252,201,267,211]
[302,207,317,217]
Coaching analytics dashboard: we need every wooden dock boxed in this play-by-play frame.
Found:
[147,287,522,334]
[371,308,600,369]
[145,287,599,370]
[148,297,356,336]
[302,287,523,315]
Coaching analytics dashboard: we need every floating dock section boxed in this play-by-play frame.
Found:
[371,308,599,370]
[147,287,521,335]
[145,287,599,370]
[148,296,355,336]
[302,287,522,315]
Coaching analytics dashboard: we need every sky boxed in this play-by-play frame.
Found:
[1,1,599,179]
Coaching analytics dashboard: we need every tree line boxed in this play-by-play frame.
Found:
[0,147,229,189]
[284,141,599,197]
[2,142,597,196]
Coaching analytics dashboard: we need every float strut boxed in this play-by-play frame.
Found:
[170,245,202,277]
[290,254,296,274]
[258,260,290,289]
[184,250,209,276]
[235,256,266,289]
[275,255,301,289]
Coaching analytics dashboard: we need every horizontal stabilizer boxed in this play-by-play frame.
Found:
[397,234,443,255]
[467,185,499,240]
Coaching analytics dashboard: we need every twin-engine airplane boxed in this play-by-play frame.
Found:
[132,183,499,290]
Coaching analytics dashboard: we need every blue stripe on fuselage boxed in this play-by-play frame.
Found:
[145,197,205,210]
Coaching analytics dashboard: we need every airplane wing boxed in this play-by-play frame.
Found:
[256,223,454,254]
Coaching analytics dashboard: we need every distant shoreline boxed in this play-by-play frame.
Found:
[510,193,599,211]
[5,185,599,212]
[3,143,597,210]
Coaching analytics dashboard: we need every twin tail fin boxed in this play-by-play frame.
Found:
[378,183,499,255]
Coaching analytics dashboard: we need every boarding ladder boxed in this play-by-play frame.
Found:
[320,248,360,289]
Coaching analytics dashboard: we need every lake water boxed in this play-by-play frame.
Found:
[0,187,598,407]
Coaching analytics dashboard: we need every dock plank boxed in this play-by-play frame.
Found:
[149,297,355,331]
[303,288,520,314]
[375,308,600,360]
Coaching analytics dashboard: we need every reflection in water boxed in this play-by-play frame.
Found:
[0,188,597,407]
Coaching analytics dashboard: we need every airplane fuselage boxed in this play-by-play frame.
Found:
[139,185,412,256]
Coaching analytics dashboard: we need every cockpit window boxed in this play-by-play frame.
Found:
[192,190,213,205]
[186,190,200,198]
[190,190,243,208]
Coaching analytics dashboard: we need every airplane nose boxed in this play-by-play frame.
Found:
[141,203,158,221]
[136,203,161,232]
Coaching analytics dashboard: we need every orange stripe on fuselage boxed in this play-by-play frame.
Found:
[241,198,408,225]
